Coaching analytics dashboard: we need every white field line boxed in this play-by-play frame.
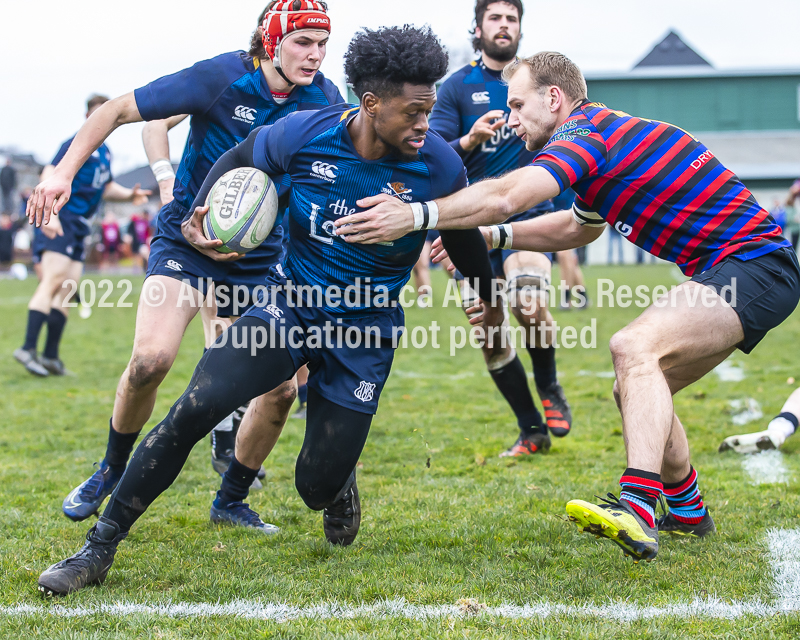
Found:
[742,450,791,485]
[0,598,786,621]
[2,530,799,622]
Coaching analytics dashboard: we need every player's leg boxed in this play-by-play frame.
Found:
[291,364,310,419]
[555,249,589,309]
[39,257,84,375]
[201,298,243,475]
[15,250,75,376]
[211,380,297,532]
[719,386,800,453]
[38,315,299,596]
[459,275,548,457]
[296,388,372,546]
[62,275,204,521]
[412,238,434,307]
[504,250,573,439]
[567,286,741,561]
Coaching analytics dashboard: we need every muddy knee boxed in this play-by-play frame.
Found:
[271,381,298,413]
[127,351,173,390]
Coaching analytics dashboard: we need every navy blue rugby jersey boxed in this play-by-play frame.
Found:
[133,50,342,261]
[430,60,552,222]
[252,103,468,319]
[52,137,112,221]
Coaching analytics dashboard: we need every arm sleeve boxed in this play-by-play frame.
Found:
[441,229,496,303]
[188,112,304,218]
[532,124,607,193]
[133,54,237,121]
[188,128,260,216]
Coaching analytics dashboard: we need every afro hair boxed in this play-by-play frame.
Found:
[344,25,449,100]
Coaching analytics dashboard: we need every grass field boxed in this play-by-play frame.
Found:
[1,264,800,639]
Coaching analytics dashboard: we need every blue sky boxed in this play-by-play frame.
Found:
[2,0,798,173]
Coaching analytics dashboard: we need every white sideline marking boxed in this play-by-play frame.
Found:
[729,398,763,426]
[715,360,746,382]
[4,530,800,622]
[768,528,800,608]
[743,450,791,485]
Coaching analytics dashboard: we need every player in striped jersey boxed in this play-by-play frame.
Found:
[336,51,800,563]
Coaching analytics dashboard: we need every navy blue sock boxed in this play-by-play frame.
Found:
[43,309,67,359]
[488,355,546,436]
[214,456,258,508]
[104,420,140,471]
[298,383,308,404]
[528,345,557,390]
[23,310,48,351]
[777,412,799,434]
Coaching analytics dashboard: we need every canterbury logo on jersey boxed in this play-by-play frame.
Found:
[472,91,490,104]
[233,106,256,123]
[310,161,337,182]
[165,260,183,271]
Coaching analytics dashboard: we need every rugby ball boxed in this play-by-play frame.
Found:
[203,167,279,254]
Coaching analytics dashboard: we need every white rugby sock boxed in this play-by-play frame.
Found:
[768,416,796,440]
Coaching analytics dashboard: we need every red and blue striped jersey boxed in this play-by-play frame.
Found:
[533,102,790,275]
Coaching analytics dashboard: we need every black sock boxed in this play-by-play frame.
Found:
[488,355,546,435]
[22,309,48,351]
[104,420,140,471]
[43,309,67,359]
[778,412,799,434]
[214,456,258,508]
[528,345,557,390]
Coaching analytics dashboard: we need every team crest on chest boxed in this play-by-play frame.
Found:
[382,182,413,202]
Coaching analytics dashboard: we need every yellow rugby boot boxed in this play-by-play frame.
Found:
[566,493,658,562]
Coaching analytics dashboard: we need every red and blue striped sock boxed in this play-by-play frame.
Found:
[663,466,706,525]
[619,468,662,528]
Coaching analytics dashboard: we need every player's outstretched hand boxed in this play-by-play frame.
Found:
[464,296,505,331]
[181,205,242,262]
[461,110,506,152]
[27,173,73,228]
[429,237,455,273]
[335,194,414,244]
[131,184,153,206]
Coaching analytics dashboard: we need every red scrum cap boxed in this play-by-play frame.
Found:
[262,1,331,76]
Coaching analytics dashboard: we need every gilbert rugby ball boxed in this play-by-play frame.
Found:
[203,167,278,254]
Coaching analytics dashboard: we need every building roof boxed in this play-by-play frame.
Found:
[585,66,800,81]
[634,30,711,69]
[114,163,178,191]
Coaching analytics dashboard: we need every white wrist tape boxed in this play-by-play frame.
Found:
[490,224,513,249]
[410,202,424,231]
[410,201,440,231]
[150,159,175,183]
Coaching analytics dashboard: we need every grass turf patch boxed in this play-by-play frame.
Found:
[1,265,799,637]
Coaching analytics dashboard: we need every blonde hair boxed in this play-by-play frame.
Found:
[502,51,587,101]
